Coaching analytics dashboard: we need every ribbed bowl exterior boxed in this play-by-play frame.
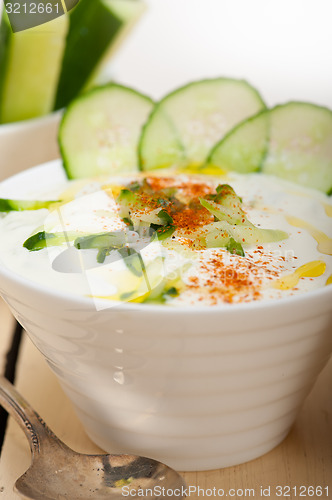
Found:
[1,273,331,471]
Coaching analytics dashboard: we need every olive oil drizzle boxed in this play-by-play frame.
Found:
[273,260,327,291]
[286,216,332,256]
[323,203,332,218]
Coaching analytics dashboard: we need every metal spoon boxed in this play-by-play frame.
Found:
[0,376,186,499]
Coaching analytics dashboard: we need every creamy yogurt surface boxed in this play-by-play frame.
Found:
[0,163,331,307]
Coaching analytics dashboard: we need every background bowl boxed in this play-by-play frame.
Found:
[0,111,61,181]
[0,161,331,471]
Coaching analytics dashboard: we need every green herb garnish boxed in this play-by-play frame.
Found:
[226,237,245,257]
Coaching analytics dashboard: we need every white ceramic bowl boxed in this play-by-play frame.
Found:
[0,161,332,471]
[0,111,61,182]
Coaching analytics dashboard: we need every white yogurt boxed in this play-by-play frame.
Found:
[0,168,331,307]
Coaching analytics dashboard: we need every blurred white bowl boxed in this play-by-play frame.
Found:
[0,161,331,471]
[0,111,62,181]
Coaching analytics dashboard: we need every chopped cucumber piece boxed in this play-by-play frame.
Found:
[0,11,68,123]
[23,231,69,251]
[117,188,143,219]
[144,261,187,304]
[117,188,139,204]
[203,221,288,249]
[0,198,60,212]
[206,110,269,173]
[151,224,176,241]
[162,286,179,299]
[196,182,288,250]
[59,83,154,179]
[116,186,177,239]
[199,183,249,226]
[139,77,266,171]
[118,247,145,277]
[262,102,332,194]
[203,224,230,249]
[204,184,245,215]
[200,198,245,226]
[55,0,145,109]
[75,231,128,264]
[74,232,126,250]
[23,230,89,251]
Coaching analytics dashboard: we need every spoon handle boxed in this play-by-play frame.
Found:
[0,375,64,456]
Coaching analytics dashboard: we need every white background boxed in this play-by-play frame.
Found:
[109,0,332,108]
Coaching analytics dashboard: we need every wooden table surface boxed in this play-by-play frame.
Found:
[0,297,331,499]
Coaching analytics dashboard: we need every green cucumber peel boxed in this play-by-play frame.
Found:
[55,0,123,109]
[0,198,61,212]
[226,237,245,257]
[23,231,74,251]
[163,286,179,298]
[150,224,176,241]
[157,209,174,225]
[206,110,269,174]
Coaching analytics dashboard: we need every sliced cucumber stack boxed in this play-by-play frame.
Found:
[59,83,154,179]
[0,0,145,123]
[0,11,68,123]
[57,77,332,195]
[139,77,266,171]
[262,102,332,195]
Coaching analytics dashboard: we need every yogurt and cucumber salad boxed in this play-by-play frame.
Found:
[0,78,331,306]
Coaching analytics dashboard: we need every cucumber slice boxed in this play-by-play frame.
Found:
[55,0,144,110]
[262,102,332,194]
[0,11,68,123]
[206,110,269,173]
[139,77,266,171]
[59,83,154,179]
[138,110,185,171]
